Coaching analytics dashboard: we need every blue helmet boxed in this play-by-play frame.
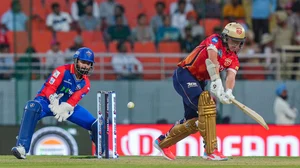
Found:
[73,47,95,75]
[73,47,95,63]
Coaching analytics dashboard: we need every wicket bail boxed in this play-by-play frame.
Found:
[96,91,118,159]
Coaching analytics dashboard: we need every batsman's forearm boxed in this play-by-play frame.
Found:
[225,73,235,90]
[207,49,220,74]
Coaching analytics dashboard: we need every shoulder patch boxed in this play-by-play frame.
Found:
[211,37,218,43]
[49,77,55,85]
[53,70,60,78]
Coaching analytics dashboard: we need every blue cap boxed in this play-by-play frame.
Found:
[276,83,287,96]
[73,47,95,63]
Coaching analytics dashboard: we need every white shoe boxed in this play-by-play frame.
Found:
[11,145,26,159]
[202,149,228,161]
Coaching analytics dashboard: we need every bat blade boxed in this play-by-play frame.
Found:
[231,99,269,130]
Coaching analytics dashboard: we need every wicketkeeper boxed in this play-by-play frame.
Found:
[154,22,246,161]
[11,47,104,159]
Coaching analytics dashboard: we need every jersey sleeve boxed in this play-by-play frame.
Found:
[227,57,240,74]
[205,34,222,53]
[43,66,66,99]
[67,78,90,106]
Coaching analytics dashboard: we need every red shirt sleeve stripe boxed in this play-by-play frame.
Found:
[43,66,66,98]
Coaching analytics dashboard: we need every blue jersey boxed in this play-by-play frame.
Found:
[37,64,90,106]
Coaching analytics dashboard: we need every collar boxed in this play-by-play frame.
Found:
[70,64,75,74]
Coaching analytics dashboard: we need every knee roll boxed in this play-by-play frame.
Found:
[25,100,42,114]
[158,118,198,148]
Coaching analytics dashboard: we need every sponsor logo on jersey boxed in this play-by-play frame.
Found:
[53,70,60,78]
[187,82,198,88]
[63,79,72,85]
[224,58,232,66]
[60,86,74,95]
[49,77,55,84]
[211,37,218,43]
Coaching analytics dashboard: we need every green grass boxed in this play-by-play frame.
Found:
[0,156,299,168]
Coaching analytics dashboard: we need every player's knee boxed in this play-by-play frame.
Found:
[24,100,42,114]
[185,118,198,134]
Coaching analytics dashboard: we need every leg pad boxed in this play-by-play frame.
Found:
[198,91,217,155]
[159,118,198,148]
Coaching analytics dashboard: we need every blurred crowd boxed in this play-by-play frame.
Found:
[0,0,300,80]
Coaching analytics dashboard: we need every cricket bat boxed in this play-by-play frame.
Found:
[230,98,269,130]
[205,58,269,130]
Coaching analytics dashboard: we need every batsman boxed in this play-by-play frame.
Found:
[154,22,246,161]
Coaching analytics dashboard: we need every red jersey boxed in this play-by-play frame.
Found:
[37,64,90,106]
[178,34,240,81]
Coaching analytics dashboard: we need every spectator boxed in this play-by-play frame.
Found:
[170,0,194,15]
[260,33,274,54]
[150,1,166,34]
[204,0,221,18]
[45,40,65,74]
[251,0,277,43]
[71,0,99,21]
[223,0,245,20]
[78,4,101,31]
[46,3,72,32]
[99,0,117,21]
[0,32,9,45]
[132,13,155,42]
[156,15,180,43]
[15,46,40,80]
[272,11,293,51]
[240,30,259,55]
[105,15,131,43]
[184,11,204,39]
[65,35,84,63]
[65,35,84,53]
[273,83,298,125]
[239,30,261,79]
[180,26,200,53]
[0,44,13,79]
[171,0,189,33]
[1,0,28,31]
[288,0,300,45]
[111,41,143,80]
[106,4,128,26]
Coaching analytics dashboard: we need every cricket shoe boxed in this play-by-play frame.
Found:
[11,145,26,159]
[202,149,228,161]
[153,139,176,160]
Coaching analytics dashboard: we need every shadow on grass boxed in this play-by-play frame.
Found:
[70,156,97,159]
